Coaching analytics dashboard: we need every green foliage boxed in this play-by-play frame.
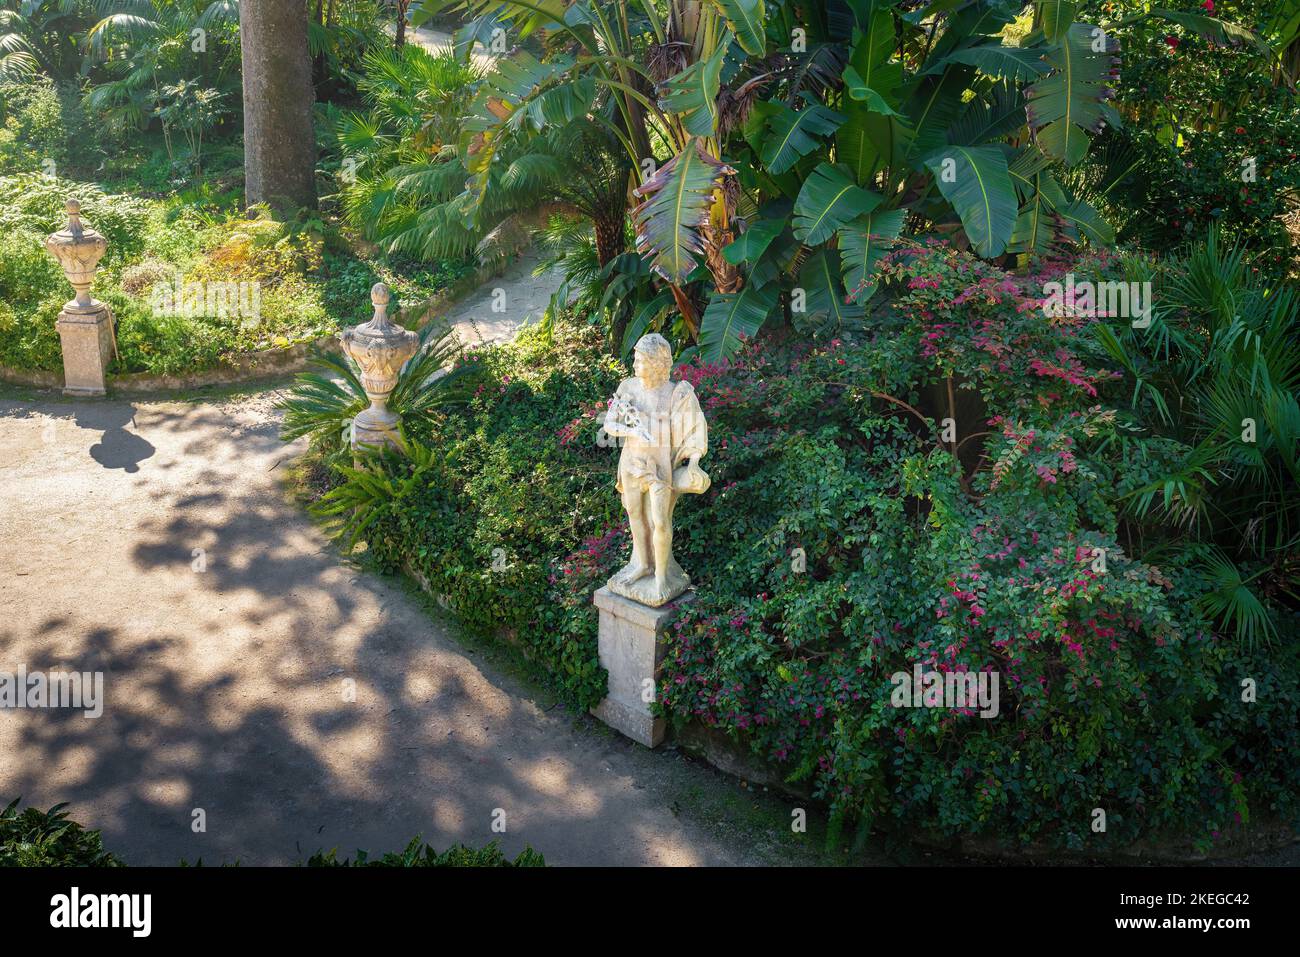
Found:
[350,322,626,709]
[0,75,67,171]
[1085,231,1300,646]
[0,798,123,867]
[305,837,544,867]
[344,242,1298,852]
[1090,0,1300,275]
[0,172,150,265]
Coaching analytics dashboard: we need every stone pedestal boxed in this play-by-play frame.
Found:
[590,585,691,748]
[55,305,113,397]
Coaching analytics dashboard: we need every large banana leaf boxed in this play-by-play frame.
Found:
[797,248,863,332]
[923,145,1016,257]
[659,36,729,137]
[948,79,1027,146]
[759,94,845,175]
[792,163,882,245]
[1139,9,1274,57]
[926,43,1050,81]
[1037,1,1081,43]
[632,139,735,284]
[847,8,902,100]
[843,66,901,115]
[837,102,912,186]
[723,216,788,264]
[708,0,767,56]
[1058,198,1115,246]
[838,207,907,304]
[1026,23,1121,166]
[903,66,972,161]
[698,283,779,361]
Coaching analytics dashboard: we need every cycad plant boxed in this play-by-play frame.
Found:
[309,432,443,552]
[1092,231,1300,645]
[278,318,468,461]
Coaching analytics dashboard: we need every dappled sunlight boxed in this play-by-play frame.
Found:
[0,394,769,865]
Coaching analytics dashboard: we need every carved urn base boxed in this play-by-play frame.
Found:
[350,403,402,452]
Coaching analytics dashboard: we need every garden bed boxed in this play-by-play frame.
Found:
[292,240,1298,859]
[0,252,510,394]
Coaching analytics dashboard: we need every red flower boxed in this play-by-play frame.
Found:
[1202,0,1214,10]
[1165,35,1179,49]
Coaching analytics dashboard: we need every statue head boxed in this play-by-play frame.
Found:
[632,333,673,386]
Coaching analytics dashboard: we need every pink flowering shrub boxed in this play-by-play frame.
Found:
[363,245,1298,853]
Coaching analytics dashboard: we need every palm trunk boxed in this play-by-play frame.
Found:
[395,1,409,48]
[594,210,626,267]
[240,0,318,213]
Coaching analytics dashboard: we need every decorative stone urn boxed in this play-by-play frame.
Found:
[45,199,113,396]
[338,282,419,451]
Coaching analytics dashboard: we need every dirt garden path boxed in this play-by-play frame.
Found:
[0,260,828,867]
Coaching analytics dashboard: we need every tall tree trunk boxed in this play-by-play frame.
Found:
[240,0,318,214]
[396,0,409,48]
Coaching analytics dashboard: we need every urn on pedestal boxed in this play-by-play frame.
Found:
[338,282,419,451]
[44,199,113,396]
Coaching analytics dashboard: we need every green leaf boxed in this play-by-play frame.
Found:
[797,248,863,332]
[923,145,1016,257]
[708,0,766,56]
[929,43,1050,80]
[843,65,901,116]
[838,207,906,304]
[1037,1,1080,43]
[1059,198,1115,246]
[949,79,1027,146]
[792,163,882,245]
[1144,9,1273,57]
[759,95,845,175]
[903,66,972,161]
[723,216,788,264]
[847,10,901,99]
[698,283,779,361]
[658,37,729,137]
[632,140,734,283]
[837,103,912,185]
[1026,23,1121,166]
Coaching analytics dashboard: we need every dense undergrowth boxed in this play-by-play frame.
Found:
[305,238,1298,854]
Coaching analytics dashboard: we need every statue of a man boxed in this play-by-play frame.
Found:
[602,333,709,607]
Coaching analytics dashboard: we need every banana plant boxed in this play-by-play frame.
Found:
[416,0,1270,361]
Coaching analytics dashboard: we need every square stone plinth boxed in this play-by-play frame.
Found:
[56,307,113,396]
[590,585,691,748]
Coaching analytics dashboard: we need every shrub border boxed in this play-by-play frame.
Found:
[0,254,516,394]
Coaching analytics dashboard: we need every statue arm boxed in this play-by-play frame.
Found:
[671,381,708,466]
[602,384,652,441]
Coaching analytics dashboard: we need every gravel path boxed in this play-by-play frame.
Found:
[0,258,825,867]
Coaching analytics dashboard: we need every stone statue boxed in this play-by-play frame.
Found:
[602,333,709,607]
